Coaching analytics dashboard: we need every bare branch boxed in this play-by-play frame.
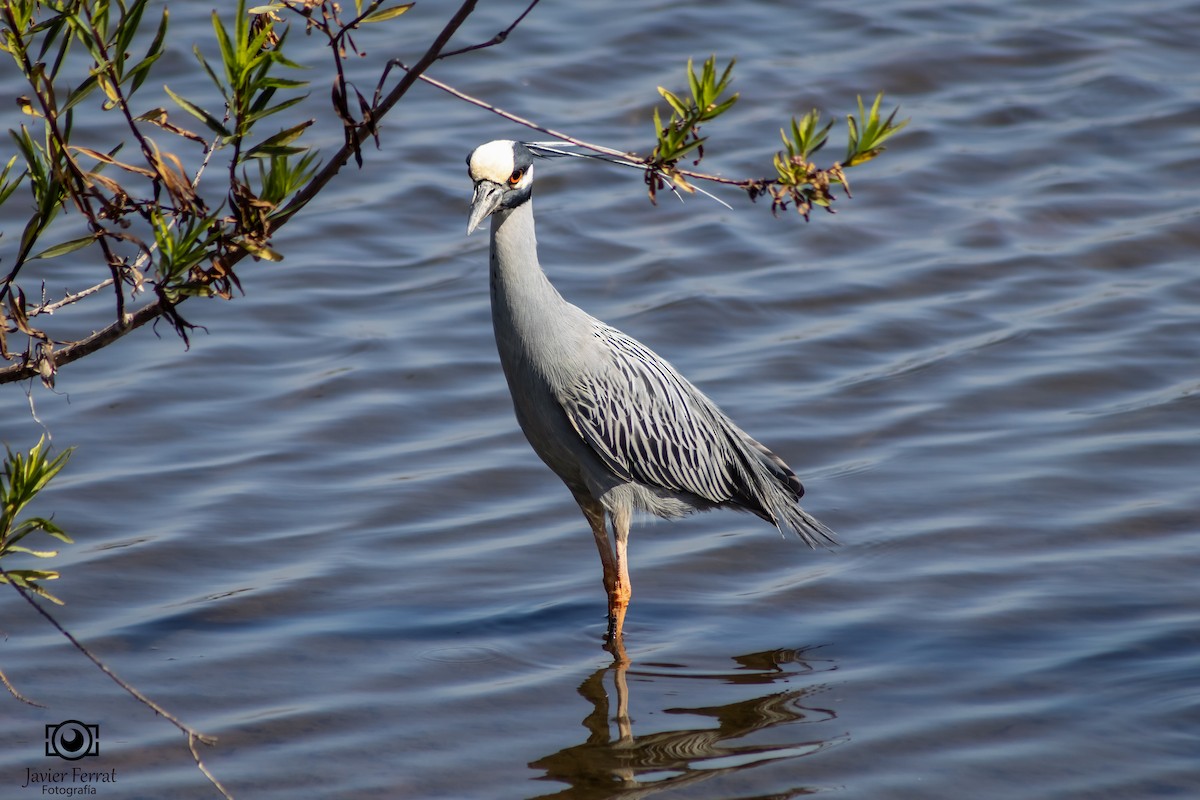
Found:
[436,0,541,60]
[29,280,114,317]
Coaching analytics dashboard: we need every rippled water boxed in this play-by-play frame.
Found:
[2,1,1198,798]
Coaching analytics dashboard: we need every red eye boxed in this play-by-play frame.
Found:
[508,169,524,185]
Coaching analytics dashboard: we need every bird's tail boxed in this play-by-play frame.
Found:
[777,501,838,549]
[743,435,838,549]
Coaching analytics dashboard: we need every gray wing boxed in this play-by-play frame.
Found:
[557,326,797,512]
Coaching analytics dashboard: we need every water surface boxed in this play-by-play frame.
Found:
[1,1,1197,798]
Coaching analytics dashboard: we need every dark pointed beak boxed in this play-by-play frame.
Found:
[466,181,504,235]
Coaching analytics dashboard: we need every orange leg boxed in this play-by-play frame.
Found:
[608,506,633,641]
[576,495,632,641]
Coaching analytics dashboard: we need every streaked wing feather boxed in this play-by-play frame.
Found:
[558,327,743,503]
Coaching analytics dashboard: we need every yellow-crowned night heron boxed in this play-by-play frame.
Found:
[466,139,835,640]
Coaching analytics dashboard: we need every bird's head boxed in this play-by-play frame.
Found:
[466,140,535,235]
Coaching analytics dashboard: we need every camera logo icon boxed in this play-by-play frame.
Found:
[45,720,100,760]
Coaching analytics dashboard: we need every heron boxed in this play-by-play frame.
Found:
[465,139,835,641]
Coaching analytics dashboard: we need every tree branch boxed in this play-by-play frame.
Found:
[0,0,491,386]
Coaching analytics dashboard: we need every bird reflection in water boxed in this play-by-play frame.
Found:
[529,642,846,799]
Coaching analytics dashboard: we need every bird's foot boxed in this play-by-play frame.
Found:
[605,592,630,642]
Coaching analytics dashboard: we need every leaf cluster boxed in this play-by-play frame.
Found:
[0,437,73,605]
[750,92,907,218]
[646,56,738,201]
[634,60,906,217]
[0,0,330,384]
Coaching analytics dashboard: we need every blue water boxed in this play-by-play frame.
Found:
[1,1,1197,797]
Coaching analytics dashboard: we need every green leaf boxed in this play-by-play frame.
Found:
[10,516,71,543]
[243,144,306,159]
[257,77,309,90]
[211,10,237,87]
[193,45,227,97]
[164,85,231,138]
[363,3,414,23]
[234,0,250,55]
[0,570,65,604]
[0,155,25,206]
[244,93,306,124]
[656,87,688,119]
[5,545,59,558]
[31,234,96,260]
[844,92,908,167]
[239,240,283,261]
[127,7,170,96]
[115,0,151,63]
[61,74,99,113]
[1,568,59,582]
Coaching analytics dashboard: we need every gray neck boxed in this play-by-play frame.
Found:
[488,199,586,383]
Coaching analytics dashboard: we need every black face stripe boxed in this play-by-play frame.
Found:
[511,142,534,174]
[499,181,532,209]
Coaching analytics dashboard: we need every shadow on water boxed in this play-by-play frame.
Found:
[529,643,847,799]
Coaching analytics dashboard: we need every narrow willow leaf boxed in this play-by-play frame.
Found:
[193,45,226,96]
[244,93,307,124]
[251,120,312,150]
[364,3,414,23]
[243,144,307,159]
[258,77,310,90]
[211,11,236,85]
[709,95,738,117]
[0,156,23,206]
[61,74,99,113]
[31,234,95,260]
[127,8,169,96]
[164,85,231,137]
[656,87,688,119]
[240,241,283,261]
[1,569,60,582]
[5,546,59,558]
[686,58,701,106]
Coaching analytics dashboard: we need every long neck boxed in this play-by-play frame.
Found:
[488,199,584,381]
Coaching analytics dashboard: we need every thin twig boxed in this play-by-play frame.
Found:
[402,68,750,188]
[0,565,216,744]
[523,141,733,210]
[404,66,633,159]
[402,68,738,209]
[2,565,232,797]
[436,0,541,59]
[0,665,46,706]
[189,733,234,800]
[28,280,114,318]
